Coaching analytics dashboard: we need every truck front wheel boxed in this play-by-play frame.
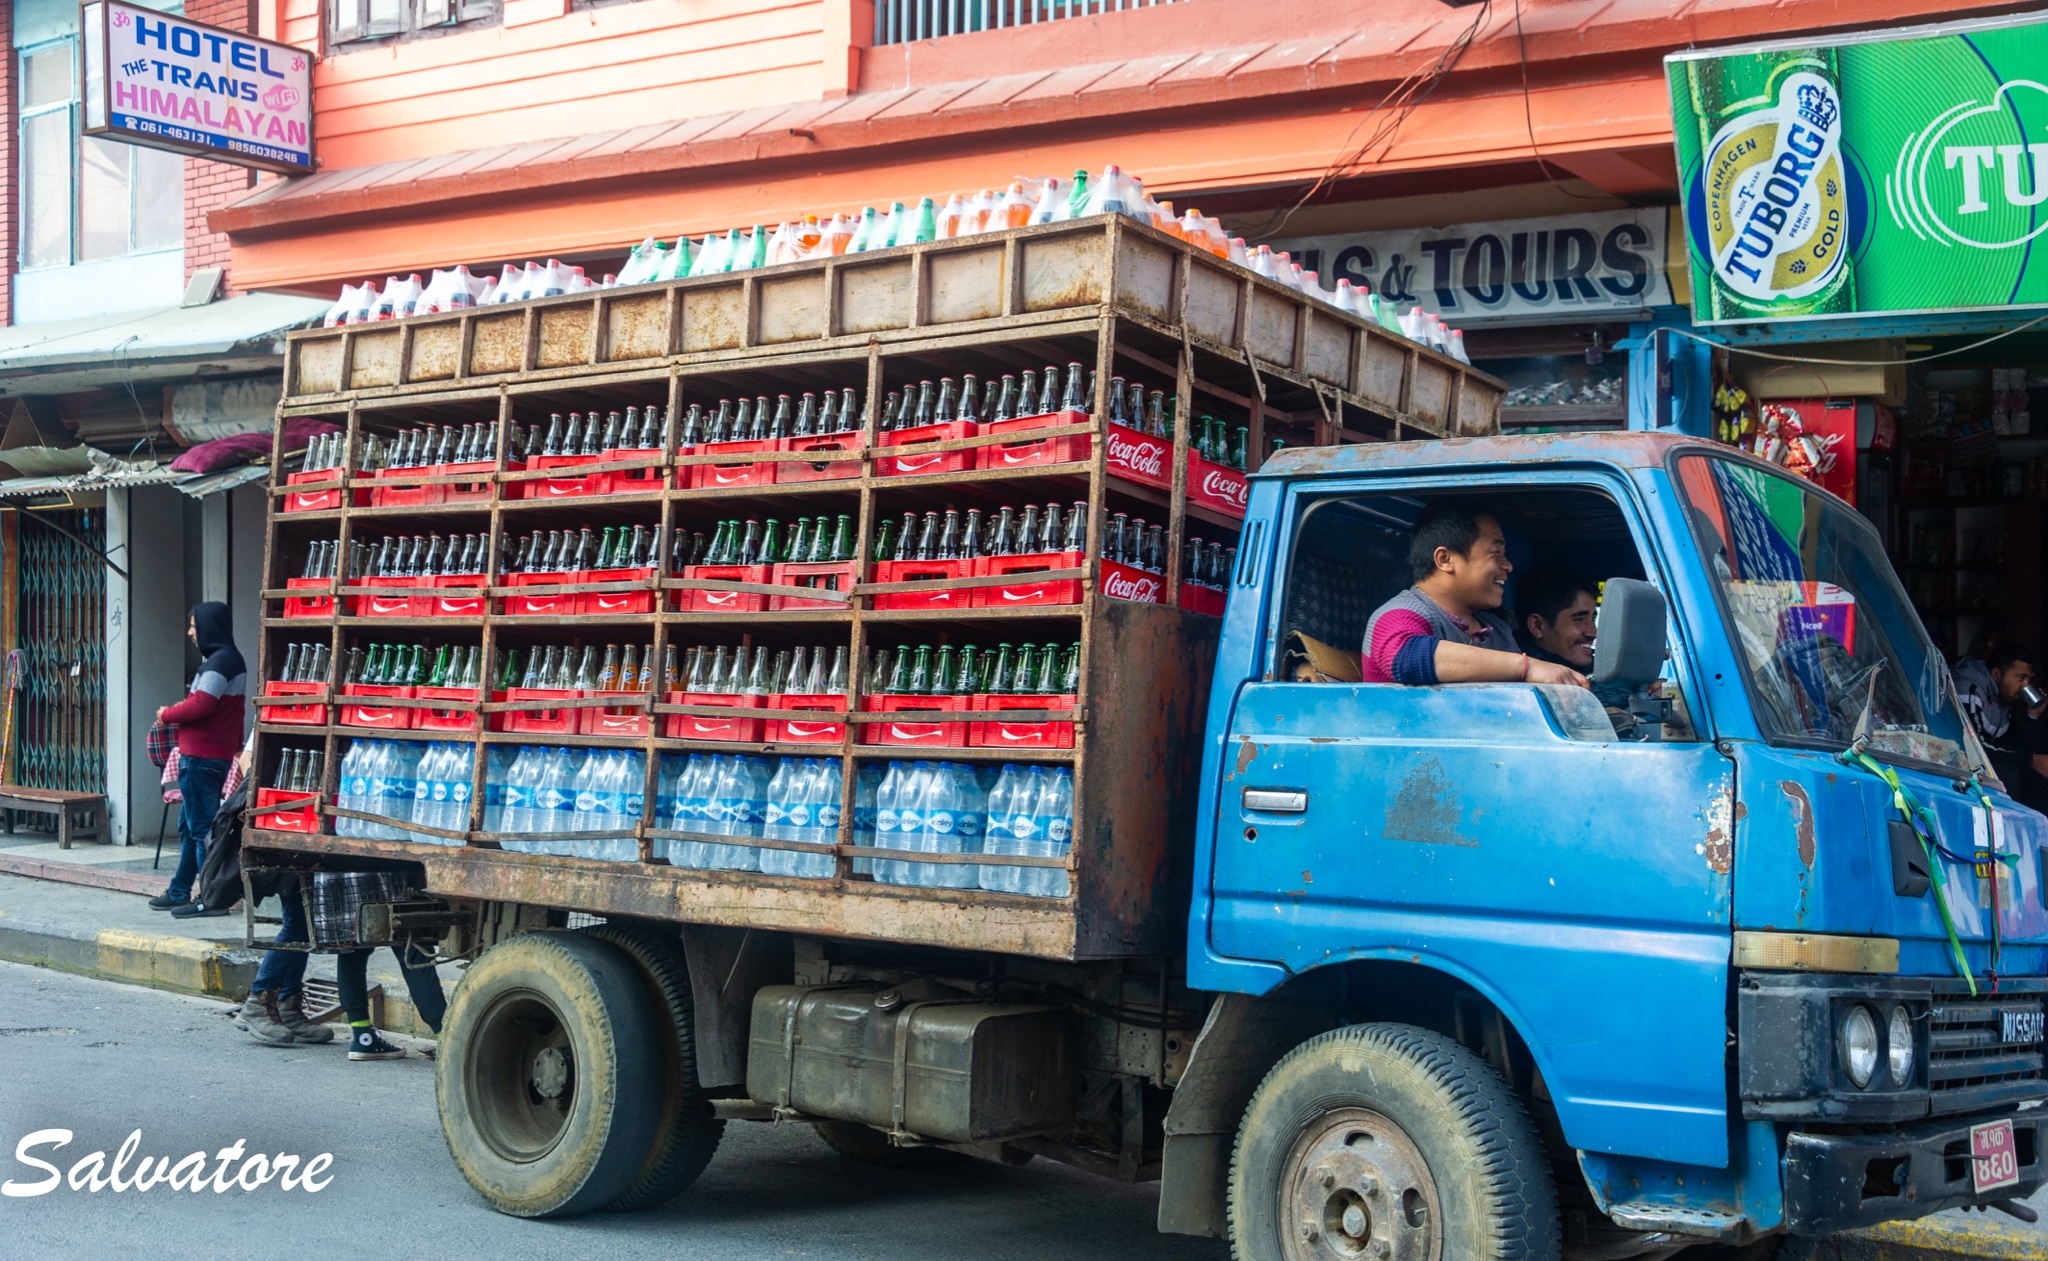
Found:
[435,931,662,1218]
[1229,1023,1560,1261]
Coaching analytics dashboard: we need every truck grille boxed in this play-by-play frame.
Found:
[1927,996,2046,1116]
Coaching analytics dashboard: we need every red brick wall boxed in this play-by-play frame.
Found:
[181,0,257,293]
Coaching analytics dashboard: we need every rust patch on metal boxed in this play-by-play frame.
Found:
[469,313,525,374]
[1020,234,1105,311]
[1305,317,1351,387]
[1112,237,1176,321]
[758,275,828,342]
[1701,787,1734,874]
[1183,261,1239,345]
[292,337,344,395]
[1232,738,1258,779]
[407,321,460,381]
[1300,871,1313,885]
[605,294,669,360]
[1384,755,1475,847]
[537,305,593,368]
[683,284,747,351]
[1307,736,1338,744]
[928,247,1004,324]
[348,329,401,388]
[1781,781,1816,867]
[837,263,911,333]
[1247,290,1297,366]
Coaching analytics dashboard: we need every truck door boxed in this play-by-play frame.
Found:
[1208,477,1740,1168]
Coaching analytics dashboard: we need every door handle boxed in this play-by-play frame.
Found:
[1243,788,1308,813]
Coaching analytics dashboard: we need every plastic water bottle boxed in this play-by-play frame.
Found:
[979,764,1020,893]
[409,743,442,842]
[482,747,513,833]
[1004,766,1047,892]
[333,742,360,838]
[954,761,986,864]
[763,758,796,842]
[654,754,682,835]
[616,750,646,861]
[807,760,843,880]
[503,746,538,835]
[667,754,709,869]
[375,742,420,840]
[531,747,571,851]
[852,764,880,875]
[922,763,977,890]
[875,761,922,887]
[1032,768,1074,897]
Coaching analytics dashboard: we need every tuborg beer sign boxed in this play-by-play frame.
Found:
[81,0,313,174]
[1669,12,2048,324]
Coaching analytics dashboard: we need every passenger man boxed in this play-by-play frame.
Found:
[1361,502,1588,688]
[1517,565,1640,710]
[1958,643,2046,810]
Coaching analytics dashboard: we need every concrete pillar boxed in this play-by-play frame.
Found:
[106,487,189,847]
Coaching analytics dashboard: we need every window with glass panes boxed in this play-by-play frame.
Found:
[18,39,183,270]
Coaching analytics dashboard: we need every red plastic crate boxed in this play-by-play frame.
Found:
[870,557,974,611]
[579,690,653,737]
[439,460,496,505]
[680,564,772,613]
[519,452,609,500]
[282,576,335,620]
[775,432,866,483]
[1178,583,1228,617]
[878,420,977,477]
[415,685,484,733]
[969,692,1077,750]
[859,694,968,747]
[770,560,859,611]
[766,693,847,744]
[282,468,344,514]
[352,574,426,619]
[583,566,657,616]
[976,410,1091,470]
[337,683,416,730]
[258,680,327,726]
[971,550,1084,609]
[369,470,446,509]
[253,787,323,833]
[1104,422,1171,491]
[500,570,583,617]
[428,573,488,618]
[498,687,581,735]
[1099,559,1164,605]
[1188,452,1249,518]
[602,448,665,495]
[661,691,765,742]
[685,439,776,490]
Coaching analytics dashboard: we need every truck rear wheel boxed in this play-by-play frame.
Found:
[579,922,725,1210]
[435,930,661,1218]
[1229,1023,1560,1261]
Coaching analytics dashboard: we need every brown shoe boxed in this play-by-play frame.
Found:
[276,990,335,1044]
[241,990,297,1047]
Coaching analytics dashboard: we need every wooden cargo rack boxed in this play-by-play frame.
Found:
[246,213,1502,962]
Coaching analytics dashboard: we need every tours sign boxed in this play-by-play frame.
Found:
[82,0,313,175]
[1669,13,2048,324]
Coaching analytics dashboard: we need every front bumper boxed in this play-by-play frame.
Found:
[1783,1112,2045,1234]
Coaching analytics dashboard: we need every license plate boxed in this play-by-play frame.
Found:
[2002,1009,2045,1045]
[1972,1119,2020,1194]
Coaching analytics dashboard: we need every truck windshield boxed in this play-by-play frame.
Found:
[1674,452,1969,773]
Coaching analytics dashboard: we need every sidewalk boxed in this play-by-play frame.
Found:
[0,865,459,1038]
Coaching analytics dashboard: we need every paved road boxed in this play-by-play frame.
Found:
[0,962,1226,1261]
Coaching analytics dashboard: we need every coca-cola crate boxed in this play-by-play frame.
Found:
[253,787,323,833]
[500,570,583,618]
[685,439,776,490]
[878,420,977,477]
[870,558,974,611]
[662,691,765,742]
[498,687,581,735]
[1104,422,1171,491]
[282,468,346,513]
[770,560,859,611]
[258,680,327,726]
[972,550,1084,609]
[766,694,847,744]
[601,448,664,495]
[584,566,657,616]
[282,576,335,619]
[579,689,653,737]
[337,683,416,730]
[438,460,496,505]
[1188,452,1249,518]
[1178,583,1228,617]
[776,432,866,483]
[352,574,426,619]
[428,573,487,618]
[976,411,1091,470]
[519,452,611,500]
[1100,559,1164,605]
[416,685,484,733]
[859,694,968,747]
[679,564,772,613]
[369,470,446,509]
[970,693,1077,750]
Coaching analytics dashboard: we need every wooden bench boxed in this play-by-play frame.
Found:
[0,787,107,849]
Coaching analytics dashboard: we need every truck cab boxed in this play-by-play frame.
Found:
[1180,431,2048,1257]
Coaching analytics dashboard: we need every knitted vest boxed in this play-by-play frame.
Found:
[1363,586,1517,652]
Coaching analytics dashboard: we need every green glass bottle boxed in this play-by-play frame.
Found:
[886,649,913,694]
[1013,644,1039,696]
[427,645,450,687]
[906,645,932,694]
[990,643,1014,694]
[930,645,956,696]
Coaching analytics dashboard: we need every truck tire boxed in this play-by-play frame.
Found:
[813,1121,968,1170]
[1229,1022,1560,1261]
[579,922,725,1210]
[435,930,662,1218]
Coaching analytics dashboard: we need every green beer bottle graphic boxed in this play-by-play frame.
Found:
[1679,48,1856,319]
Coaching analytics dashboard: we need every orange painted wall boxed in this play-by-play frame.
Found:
[265,0,829,170]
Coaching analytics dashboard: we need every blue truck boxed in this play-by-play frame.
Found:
[251,295,2045,1257]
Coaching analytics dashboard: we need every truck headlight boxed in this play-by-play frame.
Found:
[1888,1005,1915,1086]
[1841,1004,1879,1088]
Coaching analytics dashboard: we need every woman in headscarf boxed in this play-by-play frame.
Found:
[149,602,246,911]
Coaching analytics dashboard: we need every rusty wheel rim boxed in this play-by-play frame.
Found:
[467,988,577,1164]
[1278,1107,1441,1261]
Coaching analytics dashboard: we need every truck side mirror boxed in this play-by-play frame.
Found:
[1593,578,1666,689]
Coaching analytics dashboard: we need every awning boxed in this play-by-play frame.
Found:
[0,292,329,397]
[169,461,272,498]
[0,453,273,504]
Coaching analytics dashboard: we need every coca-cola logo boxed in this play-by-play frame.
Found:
[1102,569,1163,603]
[1199,467,1249,510]
[1106,429,1166,479]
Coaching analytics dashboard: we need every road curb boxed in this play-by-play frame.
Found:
[0,916,258,999]
[1818,1215,2048,1260]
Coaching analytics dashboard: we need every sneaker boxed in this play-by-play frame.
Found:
[146,893,187,911]
[171,901,229,919]
[241,991,298,1048]
[348,1028,407,1061]
[276,991,335,1044]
